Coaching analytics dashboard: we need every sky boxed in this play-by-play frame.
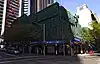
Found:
[55,0,100,15]
[19,0,100,16]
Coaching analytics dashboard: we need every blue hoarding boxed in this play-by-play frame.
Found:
[32,40,65,44]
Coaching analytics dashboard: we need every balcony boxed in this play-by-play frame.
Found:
[12,0,19,5]
[7,15,17,20]
[7,7,19,13]
[6,18,14,22]
[0,13,3,16]
[0,20,2,23]
[8,3,19,10]
[0,10,3,13]
[10,1,19,7]
[0,23,2,26]
[0,16,2,19]
[0,3,4,7]
[0,1,4,4]
[0,5,3,9]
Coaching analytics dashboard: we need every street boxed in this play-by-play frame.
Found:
[0,52,19,59]
[0,52,100,64]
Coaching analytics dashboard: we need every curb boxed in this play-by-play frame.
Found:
[77,54,100,58]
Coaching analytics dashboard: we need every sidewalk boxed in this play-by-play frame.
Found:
[94,53,100,56]
[77,53,100,57]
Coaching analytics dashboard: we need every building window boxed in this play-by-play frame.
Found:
[79,7,83,11]
[48,0,50,4]
[91,14,96,21]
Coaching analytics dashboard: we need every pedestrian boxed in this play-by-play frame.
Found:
[88,45,94,55]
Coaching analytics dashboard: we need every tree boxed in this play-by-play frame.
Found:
[89,21,100,49]
[90,21,100,37]
[81,27,95,44]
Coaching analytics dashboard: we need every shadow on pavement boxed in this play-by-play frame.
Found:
[43,55,83,64]
[0,51,83,64]
[12,55,83,64]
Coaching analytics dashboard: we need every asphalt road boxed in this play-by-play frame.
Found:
[0,52,100,64]
[0,52,19,59]
[0,51,81,64]
[0,55,81,64]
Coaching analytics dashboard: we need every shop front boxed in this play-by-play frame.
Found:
[71,37,81,54]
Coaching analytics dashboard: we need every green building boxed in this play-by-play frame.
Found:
[4,2,82,43]
[67,11,82,41]
[3,2,82,55]
[32,2,74,43]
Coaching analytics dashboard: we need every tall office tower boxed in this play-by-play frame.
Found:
[47,0,54,6]
[30,0,54,14]
[92,12,100,22]
[98,16,100,22]
[30,0,37,14]
[0,0,5,35]
[37,0,54,12]
[0,0,20,35]
[76,4,97,29]
[21,0,28,15]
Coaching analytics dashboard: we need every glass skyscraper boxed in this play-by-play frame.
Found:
[0,0,20,35]
[21,0,28,15]
[21,0,54,15]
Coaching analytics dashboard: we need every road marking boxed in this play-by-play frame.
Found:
[0,58,36,63]
[0,56,60,63]
[0,55,42,61]
[2,52,20,58]
[0,57,44,64]
[0,60,16,64]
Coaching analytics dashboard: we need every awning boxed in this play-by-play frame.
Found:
[71,37,81,43]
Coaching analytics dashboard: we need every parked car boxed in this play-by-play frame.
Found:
[0,48,6,52]
[6,47,20,54]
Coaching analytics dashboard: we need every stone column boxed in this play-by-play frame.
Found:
[43,45,46,56]
[29,46,32,54]
[23,46,24,53]
[36,47,39,54]
[55,44,58,55]
[63,44,65,56]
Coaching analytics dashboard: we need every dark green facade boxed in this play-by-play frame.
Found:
[4,14,43,41]
[67,11,82,39]
[32,3,74,42]
[4,2,81,43]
